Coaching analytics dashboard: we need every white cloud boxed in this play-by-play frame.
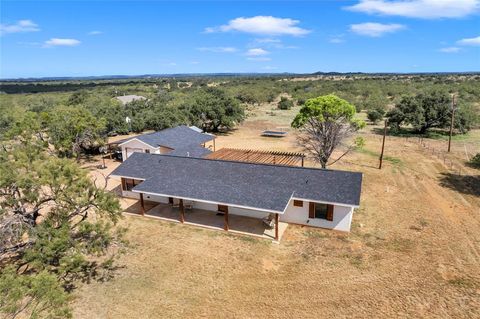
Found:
[457,36,480,46]
[246,48,269,56]
[249,38,298,49]
[205,16,310,36]
[247,57,272,62]
[329,34,346,43]
[439,47,461,53]
[197,47,237,53]
[0,20,40,35]
[44,38,81,47]
[350,22,405,37]
[88,30,103,35]
[190,61,200,64]
[255,38,281,43]
[262,66,278,70]
[346,0,480,19]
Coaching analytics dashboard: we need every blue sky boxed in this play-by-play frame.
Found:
[1,0,479,78]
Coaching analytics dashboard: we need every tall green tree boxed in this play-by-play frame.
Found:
[185,88,244,132]
[46,106,107,159]
[0,119,124,318]
[291,94,365,168]
[386,91,475,134]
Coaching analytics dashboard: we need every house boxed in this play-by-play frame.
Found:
[116,125,215,161]
[109,153,362,240]
[115,94,146,105]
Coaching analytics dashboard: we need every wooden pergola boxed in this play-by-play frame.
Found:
[206,148,305,167]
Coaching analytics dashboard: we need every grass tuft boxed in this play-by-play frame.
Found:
[448,277,478,289]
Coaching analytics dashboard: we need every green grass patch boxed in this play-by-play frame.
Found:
[357,148,402,165]
[375,127,478,142]
[349,255,364,268]
[385,238,415,253]
[303,230,328,239]
[448,277,478,289]
[235,234,263,244]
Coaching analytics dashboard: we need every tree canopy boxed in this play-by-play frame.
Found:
[0,119,124,318]
[292,94,365,168]
[46,106,107,158]
[386,91,476,134]
[184,87,245,132]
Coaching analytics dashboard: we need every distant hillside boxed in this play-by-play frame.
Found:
[2,71,480,83]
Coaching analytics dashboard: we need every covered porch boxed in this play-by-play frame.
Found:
[132,196,288,241]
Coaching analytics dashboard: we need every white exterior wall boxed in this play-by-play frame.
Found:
[193,201,269,219]
[121,190,140,199]
[143,193,170,204]
[133,194,269,219]
[158,146,173,154]
[281,200,354,232]
[119,187,353,231]
[229,207,270,219]
[121,140,169,161]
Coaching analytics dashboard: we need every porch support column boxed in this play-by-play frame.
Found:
[275,213,279,241]
[140,193,145,215]
[179,199,185,223]
[224,207,229,231]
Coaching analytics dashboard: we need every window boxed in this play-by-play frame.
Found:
[309,202,334,221]
[314,204,328,219]
[145,149,150,154]
[122,178,142,191]
[293,200,303,207]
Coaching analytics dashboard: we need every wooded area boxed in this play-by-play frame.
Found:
[1,74,478,160]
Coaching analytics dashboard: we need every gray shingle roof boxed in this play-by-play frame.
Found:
[109,153,362,212]
[122,125,214,149]
[168,145,212,158]
[115,125,215,158]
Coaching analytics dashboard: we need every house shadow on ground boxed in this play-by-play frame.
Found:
[439,173,480,197]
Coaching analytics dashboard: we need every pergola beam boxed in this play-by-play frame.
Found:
[206,148,305,167]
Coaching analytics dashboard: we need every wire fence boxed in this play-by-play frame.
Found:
[409,136,478,176]
[364,133,479,176]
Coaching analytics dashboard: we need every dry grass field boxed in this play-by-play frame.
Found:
[74,102,480,318]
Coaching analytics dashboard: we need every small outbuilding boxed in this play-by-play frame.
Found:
[115,94,146,105]
[114,125,215,161]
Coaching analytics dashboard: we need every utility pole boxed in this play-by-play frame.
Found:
[448,94,456,153]
[379,119,388,169]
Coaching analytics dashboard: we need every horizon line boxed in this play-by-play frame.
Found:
[1,71,480,82]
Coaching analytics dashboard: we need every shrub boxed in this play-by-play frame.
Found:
[469,153,480,169]
[278,97,294,110]
[367,108,385,124]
